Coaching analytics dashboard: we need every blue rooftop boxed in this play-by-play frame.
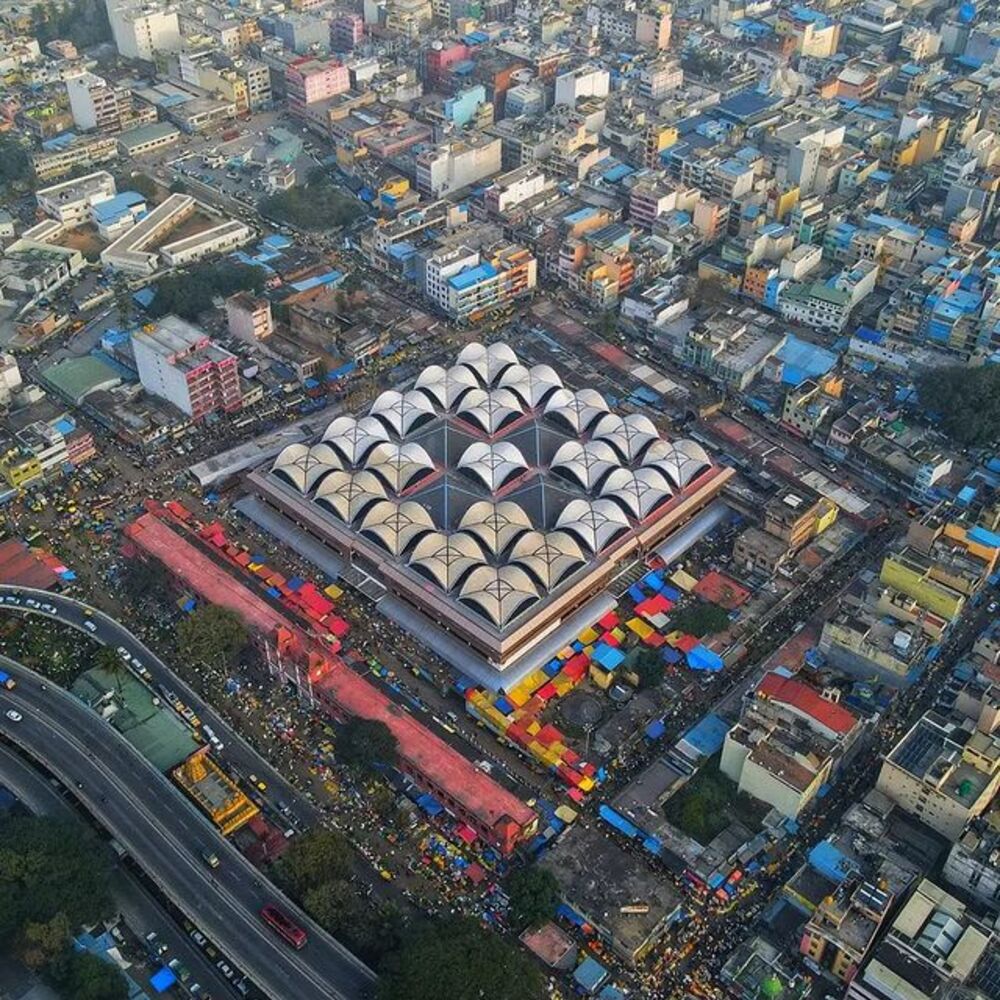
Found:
[290,269,344,293]
[564,206,598,225]
[92,191,146,224]
[449,261,497,290]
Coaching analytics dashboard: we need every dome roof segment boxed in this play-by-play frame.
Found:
[457,441,528,493]
[458,500,532,555]
[550,439,620,492]
[313,470,387,523]
[408,531,485,591]
[369,389,436,437]
[456,341,519,387]
[591,412,660,462]
[364,441,435,493]
[509,530,585,590]
[555,498,630,552]
[413,364,480,410]
[599,467,672,520]
[642,439,712,490]
[321,415,390,467]
[458,564,539,628]
[543,387,610,434]
[456,387,525,435]
[359,500,435,556]
[271,442,344,493]
[496,363,564,409]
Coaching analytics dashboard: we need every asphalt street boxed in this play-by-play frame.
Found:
[0,651,375,1000]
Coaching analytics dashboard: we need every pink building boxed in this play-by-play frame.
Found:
[285,57,350,117]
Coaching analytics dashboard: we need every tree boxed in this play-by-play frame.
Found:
[0,817,112,948]
[177,604,248,668]
[45,949,127,1000]
[33,0,111,48]
[669,601,730,638]
[17,914,71,970]
[336,718,397,773]
[124,173,158,201]
[169,178,188,194]
[915,364,1000,449]
[303,881,401,965]
[148,261,267,321]
[122,557,171,602]
[505,866,559,932]
[258,174,363,231]
[278,829,352,895]
[112,273,133,329]
[0,134,33,189]
[632,647,665,690]
[688,274,732,311]
[378,917,545,1000]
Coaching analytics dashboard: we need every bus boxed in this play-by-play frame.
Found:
[260,904,307,949]
[0,669,15,690]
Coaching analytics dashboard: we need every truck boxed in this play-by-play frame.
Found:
[0,670,16,690]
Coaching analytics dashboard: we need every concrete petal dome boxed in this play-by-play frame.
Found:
[496,363,564,409]
[642,438,712,491]
[456,341,520,387]
[313,469,387,523]
[458,500,532,556]
[458,564,539,628]
[413,364,480,410]
[555,498,631,552]
[322,415,390,467]
[358,499,435,556]
[369,389,436,437]
[408,530,485,591]
[543,387,610,434]
[458,441,528,493]
[456,387,525,435]
[591,412,660,462]
[271,442,344,493]
[599,467,673,520]
[364,441,435,493]
[509,530,585,590]
[550,439,621,492]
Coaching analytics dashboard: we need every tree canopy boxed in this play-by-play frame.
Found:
[259,175,363,231]
[45,949,127,1000]
[915,364,1000,449]
[0,134,33,189]
[278,829,352,894]
[505,866,560,932]
[631,648,665,690]
[377,917,545,1000]
[669,601,730,638]
[336,718,398,773]
[32,0,112,49]
[0,817,112,950]
[147,261,267,321]
[177,604,248,668]
[303,881,402,966]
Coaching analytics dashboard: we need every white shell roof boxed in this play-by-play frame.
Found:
[599,467,672,520]
[322,415,390,466]
[458,441,528,493]
[271,442,344,493]
[413,364,480,411]
[550,439,619,493]
[543,387,610,433]
[359,500,435,556]
[364,441,435,493]
[556,498,630,552]
[459,500,532,556]
[369,389,436,437]
[459,564,539,628]
[642,439,712,491]
[313,469,387,523]
[456,387,525,435]
[496,363,564,409]
[456,341,519,386]
[591,412,661,462]
[408,531,485,591]
[510,530,585,590]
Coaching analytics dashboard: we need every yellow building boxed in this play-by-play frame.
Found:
[880,549,966,621]
[172,750,259,835]
[0,450,42,488]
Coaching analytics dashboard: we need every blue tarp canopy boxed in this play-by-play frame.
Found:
[680,713,729,755]
[687,645,724,672]
[416,793,444,817]
[809,840,854,882]
[150,967,177,992]
[645,718,666,741]
[592,642,625,671]
[574,957,609,994]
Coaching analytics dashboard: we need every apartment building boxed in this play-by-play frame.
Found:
[36,171,117,227]
[286,57,350,118]
[106,1,181,61]
[66,72,120,131]
[226,293,273,342]
[31,134,119,182]
[416,136,502,197]
[422,243,536,322]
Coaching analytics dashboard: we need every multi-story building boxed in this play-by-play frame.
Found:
[106,1,181,61]
[330,12,364,51]
[416,136,502,197]
[36,171,118,227]
[943,822,1000,914]
[638,59,683,100]
[553,64,609,107]
[482,166,551,216]
[775,6,841,58]
[285,57,350,118]
[421,243,536,322]
[65,72,120,132]
[31,134,119,182]
[819,609,929,688]
[226,293,273,342]
[585,0,671,50]
[132,316,242,421]
[875,703,1000,841]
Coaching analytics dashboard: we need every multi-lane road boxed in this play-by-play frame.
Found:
[0,589,375,1000]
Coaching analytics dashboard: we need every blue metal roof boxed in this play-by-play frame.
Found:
[92,191,146,223]
[448,261,497,290]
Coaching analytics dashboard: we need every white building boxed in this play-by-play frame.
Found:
[100,192,195,275]
[554,64,610,107]
[415,136,501,197]
[106,1,181,61]
[158,219,253,267]
[66,72,120,131]
[36,171,117,227]
[0,353,23,407]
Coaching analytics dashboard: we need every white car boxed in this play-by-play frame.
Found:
[5,709,22,722]
[83,620,98,633]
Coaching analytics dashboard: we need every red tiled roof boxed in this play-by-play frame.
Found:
[756,672,856,735]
